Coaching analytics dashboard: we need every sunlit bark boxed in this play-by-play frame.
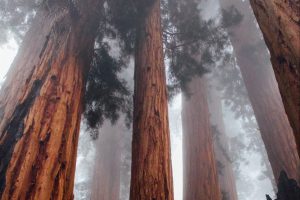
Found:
[129,0,174,199]
[0,1,103,199]
[249,0,300,152]
[220,0,300,183]
[182,77,221,200]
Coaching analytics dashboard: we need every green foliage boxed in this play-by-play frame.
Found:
[0,0,245,142]
[84,43,132,138]
[105,0,138,55]
[221,5,243,28]
[215,57,253,120]
[163,0,230,96]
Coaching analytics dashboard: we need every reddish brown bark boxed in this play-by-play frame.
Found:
[182,77,221,200]
[220,0,300,183]
[91,121,122,200]
[249,0,300,152]
[208,87,238,200]
[0,1,102,199]
[129,0,174,199]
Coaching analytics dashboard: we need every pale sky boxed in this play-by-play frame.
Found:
[0,39,18,84]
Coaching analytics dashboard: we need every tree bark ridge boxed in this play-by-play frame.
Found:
[0,1,103,199]
[130,0,174,199]
[249,0,300,151]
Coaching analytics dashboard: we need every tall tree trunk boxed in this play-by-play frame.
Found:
[220,0,300,183]
[249,0,300,150]
[208,84,238,200]
[91,121,122,200]
[0,1,102,199]
[182,77,221,200]
[129,0,174,199]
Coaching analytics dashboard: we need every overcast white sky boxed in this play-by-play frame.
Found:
[0,39,18,84]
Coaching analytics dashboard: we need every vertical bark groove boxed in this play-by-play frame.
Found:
[249,0,300,152]
[130,0,174,199]
[0,1,103,199]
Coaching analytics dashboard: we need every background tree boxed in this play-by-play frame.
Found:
[208,83,238,200]
[90,120,123,200]
[164,0,231,199]
[182,76,221,200]
[249,0,300,148]
[216,52,280,193]
[220,0,299,183]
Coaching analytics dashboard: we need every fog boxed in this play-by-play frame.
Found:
[0,0,297,199]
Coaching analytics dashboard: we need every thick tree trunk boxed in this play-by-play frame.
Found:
[249,0,300,150]
[0,1,102,199]
[91,121,122,200]
[129,0,174,199]
[182,77,221,200]
[208,85,238,200]
[220,0,300,183]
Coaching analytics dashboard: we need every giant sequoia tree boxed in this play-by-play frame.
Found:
[165,0,231,198]
[0,0,104,199]
[2,0,298,198]
[182,77,221,200]
[220,0,300,183]
[129,0,174,199]
[91,121,122,200]
[208,85,238,200]
[249,0,300,152]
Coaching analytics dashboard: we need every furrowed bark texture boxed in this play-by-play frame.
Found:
[249,0,300,150]
[91,121,122,200]
[129,0,174,199]
[182,77,221,200]
[220,0,300,183]
[208,85,238,200]
[0,1,102,199]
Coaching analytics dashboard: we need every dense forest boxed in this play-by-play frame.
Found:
[0,0,299,200]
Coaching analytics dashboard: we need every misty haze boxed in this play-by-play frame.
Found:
[0,0,299,200]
